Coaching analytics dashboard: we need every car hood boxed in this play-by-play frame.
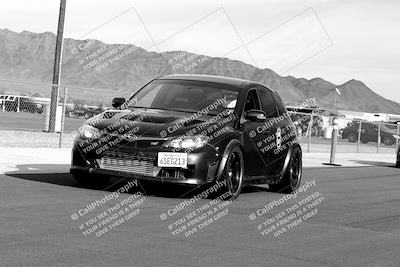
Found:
[86,108,235,138]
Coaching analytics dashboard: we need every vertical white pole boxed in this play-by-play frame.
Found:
[59,87,68,148]
[357,120,362,153]
[377,122,381,154]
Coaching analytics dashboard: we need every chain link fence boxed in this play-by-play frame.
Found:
[289,111,400,155]
[0,79,399,156]
[0,79,128,148]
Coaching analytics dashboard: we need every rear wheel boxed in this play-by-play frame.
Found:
[269,148,302,193]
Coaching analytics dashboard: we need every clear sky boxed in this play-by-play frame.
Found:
[0,0,399,101]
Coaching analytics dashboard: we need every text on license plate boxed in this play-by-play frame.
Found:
[157,152,187,168]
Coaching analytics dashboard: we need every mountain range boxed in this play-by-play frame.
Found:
[0,28,399,114]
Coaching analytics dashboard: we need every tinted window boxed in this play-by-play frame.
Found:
[258,87,278,118]
[244,89,261,112]
[273,92,287,116]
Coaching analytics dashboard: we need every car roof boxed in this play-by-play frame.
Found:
[157,74,258,89]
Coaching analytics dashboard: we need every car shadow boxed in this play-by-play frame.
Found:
[5,164,133,192]
[350,160,397,168]
[4,164,271,199]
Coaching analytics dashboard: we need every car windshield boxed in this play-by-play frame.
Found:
[127,79,239,115]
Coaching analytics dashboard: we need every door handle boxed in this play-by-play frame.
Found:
[262,129,272,135]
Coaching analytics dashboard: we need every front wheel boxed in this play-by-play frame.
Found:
[221,146,244,199]
[269,148,302,193]
[348,134,357,143]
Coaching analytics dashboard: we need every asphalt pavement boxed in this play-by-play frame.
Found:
[0,153,399,266]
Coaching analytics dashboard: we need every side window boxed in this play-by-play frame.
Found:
[244,89,261,112]
[273,92,287,116]
[258,87,278,118]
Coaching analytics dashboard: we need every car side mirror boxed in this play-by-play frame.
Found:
[112,97,125,108]
[245,109,266,122]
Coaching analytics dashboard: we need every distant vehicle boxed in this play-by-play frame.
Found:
[342,121,398,146]
[397,145,400,168]
[0,95,43,114]
[71,106,106,119]
[397,122,400,168]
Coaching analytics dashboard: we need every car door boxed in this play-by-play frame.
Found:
[257,86,288,177]
[272,90,296,175]
[241,88,269,177]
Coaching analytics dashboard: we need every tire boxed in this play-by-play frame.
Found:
[269,148,302,193]
[220,146,244,199]
[348,134,357,143]
[383,137,394,146]
[72,172,110,188]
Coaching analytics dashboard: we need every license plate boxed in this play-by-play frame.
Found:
[157,152,187,168]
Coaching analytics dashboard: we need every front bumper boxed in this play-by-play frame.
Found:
[70,137,223,185]
[70,166,206,185]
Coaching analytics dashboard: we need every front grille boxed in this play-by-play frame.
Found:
[99,151,157,176]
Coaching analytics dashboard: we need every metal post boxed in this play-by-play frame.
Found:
[17,96,20,112]
[357,120,362,153]
[377,121,381,154]
[334,95,337,114]
[58,87,67,148]
[42,104,51,131]
[307,114,313,153]
[323,117,341,166]
[49,0,67,132]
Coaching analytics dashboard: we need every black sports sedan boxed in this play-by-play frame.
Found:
[70,74,302,198]
[397,122,400,168]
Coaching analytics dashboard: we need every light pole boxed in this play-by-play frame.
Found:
[323,88,342,166]
[334,87,341,114]
[49,0,67,132]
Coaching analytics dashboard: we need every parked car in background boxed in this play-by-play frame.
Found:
[70,106,106,119]
[342,121,398,146]
[0,95,43,114]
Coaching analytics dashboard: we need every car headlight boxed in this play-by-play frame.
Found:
[163,135,209,150]
[79,125,100,139]
[393,134,400,139]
